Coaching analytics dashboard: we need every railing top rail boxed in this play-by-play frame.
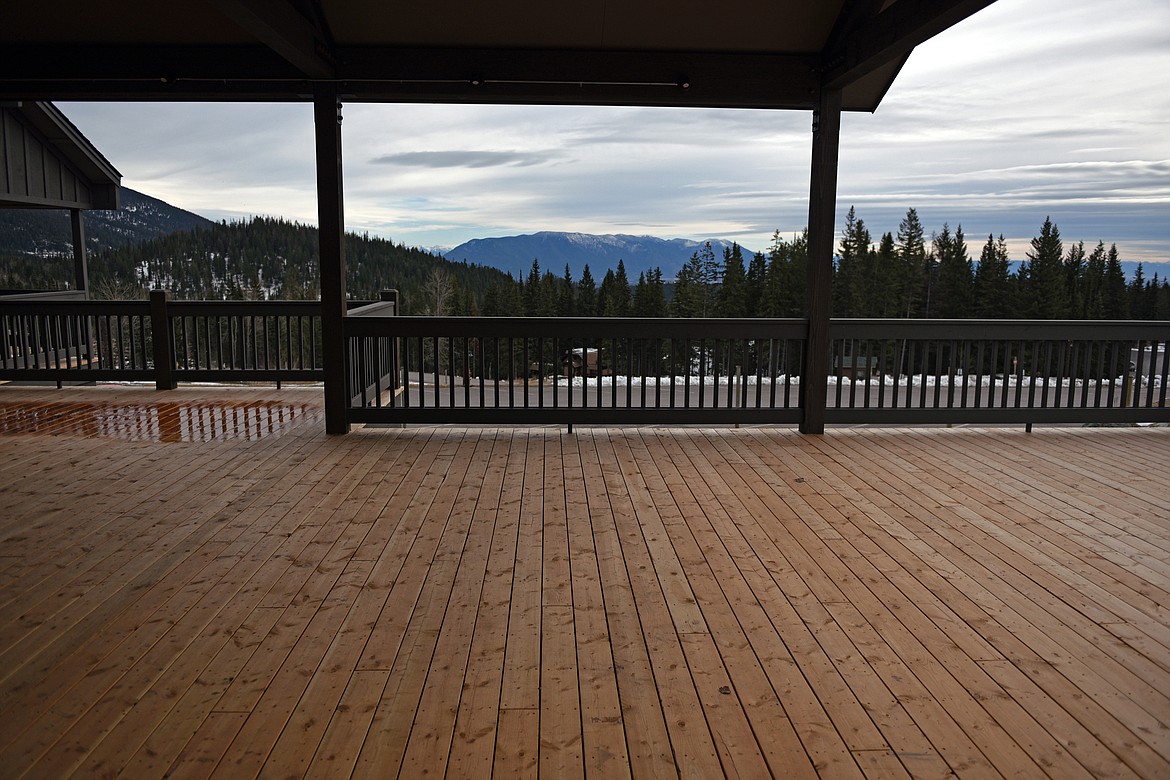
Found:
[167,300,325,315]
[345,315,810,340]
[0,299,151,314]
[348,300,397,317]
[830,318,1170,340]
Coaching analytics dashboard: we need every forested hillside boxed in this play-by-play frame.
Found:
[0,216,513,314]
[479,209,1169,321]
[2,205,1166,319]
[0,188,213,257]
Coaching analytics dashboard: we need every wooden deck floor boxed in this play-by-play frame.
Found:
[1,385,1168,779]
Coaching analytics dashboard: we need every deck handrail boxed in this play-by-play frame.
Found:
[345,315,1170,427]
[4,297,1167,428]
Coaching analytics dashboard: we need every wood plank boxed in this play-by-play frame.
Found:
[0,427,321,768]
[562,432,632,780]
[575,430,677,780]
[445,430,521,778]
[594,429,724,779]
[636,429,861,779]
[397,430,499,778]
[352,429,480,776]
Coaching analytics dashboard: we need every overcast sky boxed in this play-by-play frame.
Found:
[62,0,1169,267]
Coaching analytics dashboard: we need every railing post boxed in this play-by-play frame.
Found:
[150,289,175,390]
[380,289,401,399]
[379,288,399,312]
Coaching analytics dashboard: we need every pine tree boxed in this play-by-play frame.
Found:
[603,266,631,318]
[1082,242,1107,319]
[577,264,598,316]
[1063,241,1086,317]
[1129,263,1148,319]
[671,254,705,318]
[1102,244,1129,319]
[761,230,807,317]
[745,251,767,317]
[524,259,542,316]
[1024,217,1066,318]
[717,242,748,318]
[633,268,668,317]
[973,234,1013,318]
[483,282,501,316]
[834,206,871,317]
[558,263,576,317]
[932,223,973,318]
[537,271,559,316]
[604,260,631,316]
[871,232,899,318]
[896,208,928,317]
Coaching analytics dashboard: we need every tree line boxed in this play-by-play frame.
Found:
[476,208,1167,320]
[0,216,511,314]
[2,209,1165,319]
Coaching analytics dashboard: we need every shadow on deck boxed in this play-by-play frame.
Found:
[1,385,1167,778]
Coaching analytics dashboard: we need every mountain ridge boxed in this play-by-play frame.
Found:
[445,231,756,278]
[0,187,214,256]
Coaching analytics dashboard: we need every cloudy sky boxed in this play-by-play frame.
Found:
[62,0,1169,267]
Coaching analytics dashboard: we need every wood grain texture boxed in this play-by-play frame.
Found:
[1,384,1168,778]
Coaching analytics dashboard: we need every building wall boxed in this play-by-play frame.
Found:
[1,107,95,209]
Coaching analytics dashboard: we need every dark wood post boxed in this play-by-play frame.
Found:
[379,288,399,312]
[315,84,349,434]
[150,289,175,390]
[71,209,89,297]
[800,86,842,434]
[380,289,401,399]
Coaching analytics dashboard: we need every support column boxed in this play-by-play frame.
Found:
[314,84,349,434]
[70,209,89,297]
[800,86,842,434]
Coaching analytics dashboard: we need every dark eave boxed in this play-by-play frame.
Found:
[0,45,826,110]
[0,0,1002,112]
[822,0,1000,90]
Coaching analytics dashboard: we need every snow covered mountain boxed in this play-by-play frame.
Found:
[444,231,755,279]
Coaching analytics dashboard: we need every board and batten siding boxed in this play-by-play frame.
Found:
[2,105,96,209]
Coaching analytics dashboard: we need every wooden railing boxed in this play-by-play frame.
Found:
[1,298,155,381]
[344,316,808,426]
[826,319,1169,425]
[4,295,1167,429]
[345,315,1170,427]
[165,299,325,384]
[0,293,338,386]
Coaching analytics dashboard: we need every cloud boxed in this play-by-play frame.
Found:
[54,0,1169,266]
[369,150,557,168]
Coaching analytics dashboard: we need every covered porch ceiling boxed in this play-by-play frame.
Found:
[1,0,996,110]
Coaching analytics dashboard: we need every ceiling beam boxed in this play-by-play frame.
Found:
[209,0,336,79]
[0,45,837,109]
[821,0,997,90]
[339,47,823,109]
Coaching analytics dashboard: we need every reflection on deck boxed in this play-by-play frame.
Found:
[0,395,321,442]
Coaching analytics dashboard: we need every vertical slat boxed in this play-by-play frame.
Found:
[975,341,987,409]
[1158,340,1169,409]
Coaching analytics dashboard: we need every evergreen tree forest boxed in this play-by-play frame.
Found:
[485,210,1167,320]
[0,217,513,315]
[2,210,1166,319]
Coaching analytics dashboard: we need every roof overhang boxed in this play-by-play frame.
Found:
[0,0,998,111]
[1,101,121,209]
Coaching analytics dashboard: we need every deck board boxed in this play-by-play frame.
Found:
[1,385,1169,778]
